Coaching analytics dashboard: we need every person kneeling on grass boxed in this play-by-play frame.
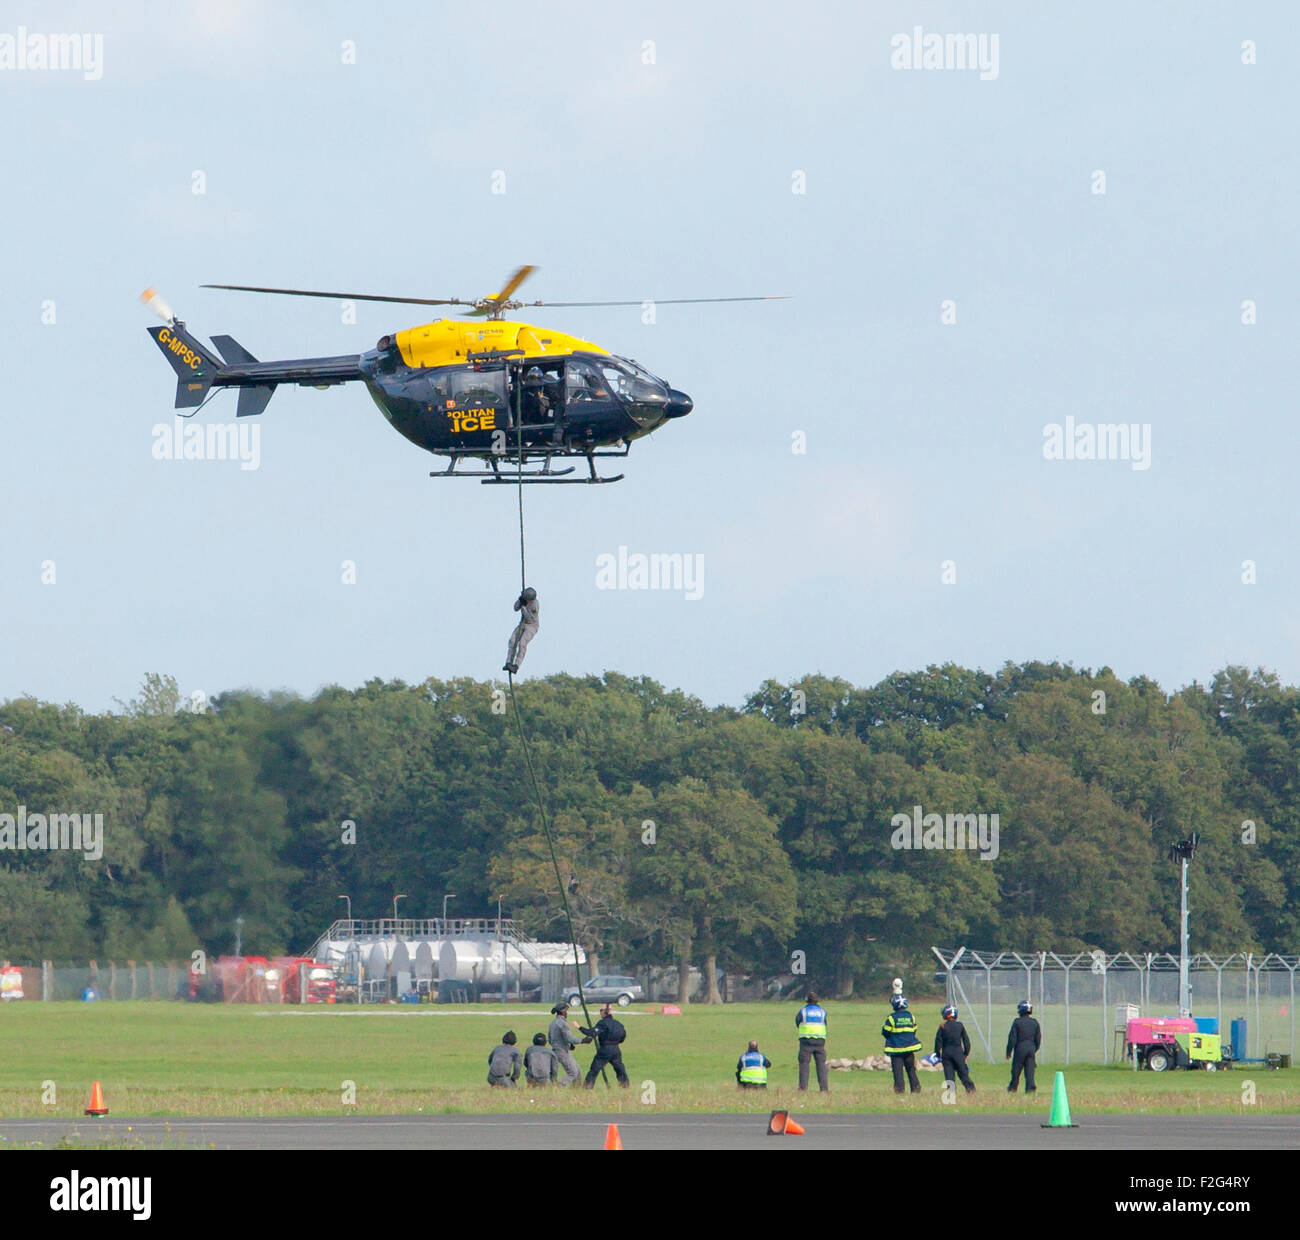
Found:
[525,1032,559,1086]
[736,1040,771,1089]
[487,1030,522,1087]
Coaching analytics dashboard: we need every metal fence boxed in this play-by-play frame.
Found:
[932,947,1298,1065]
[1,962,189,1001]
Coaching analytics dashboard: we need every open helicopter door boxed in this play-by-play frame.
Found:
[513,360,567,446]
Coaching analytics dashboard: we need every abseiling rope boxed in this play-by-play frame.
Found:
[507,402,602,1079]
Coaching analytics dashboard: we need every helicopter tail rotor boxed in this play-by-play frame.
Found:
[141,290,225,409]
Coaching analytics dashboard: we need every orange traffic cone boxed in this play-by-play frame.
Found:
[767,1110,789,1134]
[784,1116,805,1136]
[85,1081,108,1117]
[603,1122,622,1150]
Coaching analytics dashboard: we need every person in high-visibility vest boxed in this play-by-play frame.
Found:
[795,992,829,1092]
[735,1040,771,1089]
[882,994,923,1094]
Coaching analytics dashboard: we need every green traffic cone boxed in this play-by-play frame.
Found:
[1041,1070,1078,1128]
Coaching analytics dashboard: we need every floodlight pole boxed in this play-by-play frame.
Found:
[1179,854,1191,1017]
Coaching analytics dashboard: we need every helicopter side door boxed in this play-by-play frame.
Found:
[511,362,567,445]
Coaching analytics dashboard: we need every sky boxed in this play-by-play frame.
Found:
[2,1,1297,713]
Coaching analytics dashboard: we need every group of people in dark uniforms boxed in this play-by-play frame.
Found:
[487,990,1042,1094]
[786,992,1042,1094]
[487,999,629,1089]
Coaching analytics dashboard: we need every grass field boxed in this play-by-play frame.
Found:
[0,1001,1295,1118]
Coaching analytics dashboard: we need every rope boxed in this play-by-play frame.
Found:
[506,384,605,1084]
[516,403,526,594]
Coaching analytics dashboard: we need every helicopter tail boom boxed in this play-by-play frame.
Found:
[147,321,364,415]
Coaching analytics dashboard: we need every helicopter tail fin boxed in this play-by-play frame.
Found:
[210,335,275,417]
[146,322,224,409]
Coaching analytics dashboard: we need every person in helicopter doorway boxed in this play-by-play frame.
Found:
[504,587,539,675]
[521,366,565,446]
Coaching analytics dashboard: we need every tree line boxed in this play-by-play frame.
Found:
[0,662,1295,998]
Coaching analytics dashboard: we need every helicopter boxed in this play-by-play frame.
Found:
[143,267,785,484]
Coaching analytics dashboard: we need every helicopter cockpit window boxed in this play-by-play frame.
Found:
[449,368,506,408]
[599,358,668,404]
[566,360,610,403]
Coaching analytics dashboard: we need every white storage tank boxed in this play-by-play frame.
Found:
[439,939,487,982]
[413,942,435,981]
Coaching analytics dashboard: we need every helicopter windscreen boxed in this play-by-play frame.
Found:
[594,357,669,405]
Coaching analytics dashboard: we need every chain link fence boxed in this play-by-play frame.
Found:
[933,947,1298,1065]
[0,962,189,1001]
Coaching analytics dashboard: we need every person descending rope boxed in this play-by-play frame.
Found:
[504,586,539,675]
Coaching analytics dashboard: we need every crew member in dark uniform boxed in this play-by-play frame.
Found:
[795,992,829,1092]
[882,994,923,1094]
[735,1040,771,1089]
[1006,999,1042,1092]
[524,1032,559,1086]
[580,1003,630,1088]
[486,1030,522,1086]
[934,1004,976,1093]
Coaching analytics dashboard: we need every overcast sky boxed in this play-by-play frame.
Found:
[2,1,1297,713]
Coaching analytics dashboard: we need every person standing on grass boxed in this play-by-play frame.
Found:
[1006,1000,1041,1093]
[882,994,923,1094]
[934,1004,976,1093]
[580,1003,630,1088]
[547,1001,583,1086]
[795,991,829,1091]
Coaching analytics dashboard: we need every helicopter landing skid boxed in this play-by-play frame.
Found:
[430,455,575,481]
[430,449,625,485]
[478,454,624,485]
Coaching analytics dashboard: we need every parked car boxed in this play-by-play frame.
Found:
[564,975,643,1007]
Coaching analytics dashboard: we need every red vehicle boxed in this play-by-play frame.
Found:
[278,958,337,1004]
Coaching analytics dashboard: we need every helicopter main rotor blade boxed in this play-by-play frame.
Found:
[203,284,472,308]
[525,295,790,308]
[488,264,537,305]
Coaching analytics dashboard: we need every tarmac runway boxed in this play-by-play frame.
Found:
[3,1113,1297,1150]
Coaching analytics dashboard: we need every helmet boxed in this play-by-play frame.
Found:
[521,587,537,602]
[1018,1000,1033,1014]
[942,1004,958,1020]
[523,367,544,386]
[891,994,908,1010]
